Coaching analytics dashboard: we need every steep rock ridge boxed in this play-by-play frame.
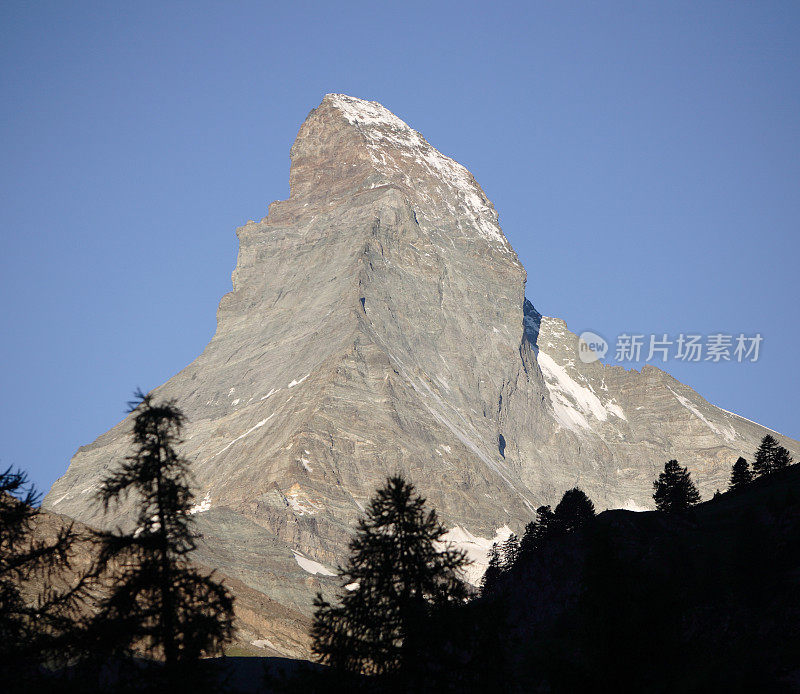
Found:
[45,95,797,617]
[514,306,791,508]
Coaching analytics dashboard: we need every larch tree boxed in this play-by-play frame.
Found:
[0,467,91,692]
[89,391,234,688]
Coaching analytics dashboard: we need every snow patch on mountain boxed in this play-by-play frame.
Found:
[622,499,650,512]
[293,552,336,577]
[207,414,275,461]
[251,638,278,650]
[537,351,626,431]
[188,491,212,514]
[326,93,512,252]
[669,388,736,442]
[285,484,323,516]
[438,525,514,587]
[717,407,780,435]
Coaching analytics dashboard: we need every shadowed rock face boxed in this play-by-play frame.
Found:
[22,505,311,659]
[44,95,797,616]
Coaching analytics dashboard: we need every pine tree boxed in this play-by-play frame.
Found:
[90,391,234,687]
[752,435,779,477]
[652,460,701,513]
[498,532,520,569]
[480,533,519,596]
[311,475,468,679]
[0,467,91,691]
[729,457,752,491]
[554,487,596,532]
[480,543,504,596]
[774,446,793,471]
[518,505,556,557]
[518,489,595,562]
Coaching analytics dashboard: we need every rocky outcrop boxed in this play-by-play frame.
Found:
[44,95,798,619]
[25,506,311,659]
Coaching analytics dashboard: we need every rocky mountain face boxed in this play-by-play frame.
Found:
[23,505,311,660]
[44,95,797,639]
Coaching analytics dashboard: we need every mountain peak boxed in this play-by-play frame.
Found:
[44,96,798,634]
[322,93,413,131]
[288,94,514,253]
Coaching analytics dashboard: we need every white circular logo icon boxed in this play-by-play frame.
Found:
[578,331,608,363]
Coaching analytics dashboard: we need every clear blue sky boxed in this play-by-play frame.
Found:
[2,1,798,495]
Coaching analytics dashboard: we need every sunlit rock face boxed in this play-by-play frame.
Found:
[44,95,797,615]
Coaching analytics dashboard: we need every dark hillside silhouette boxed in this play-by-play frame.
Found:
[458,463,800,691]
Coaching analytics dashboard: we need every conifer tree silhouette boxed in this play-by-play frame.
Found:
[729,457,752,491]
[553,487,595,531]
[481,543,504,597]
[480,533,519,596]
[89,391,233,689]
[653,460,700,512]
[517,488,595,563]
[752,434,779,478]
[311,475,469,680]
[773,445,793,471]
[0,467,91,692]
[518,505,556,558]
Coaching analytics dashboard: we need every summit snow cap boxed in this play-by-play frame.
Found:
[323,94,513,252]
